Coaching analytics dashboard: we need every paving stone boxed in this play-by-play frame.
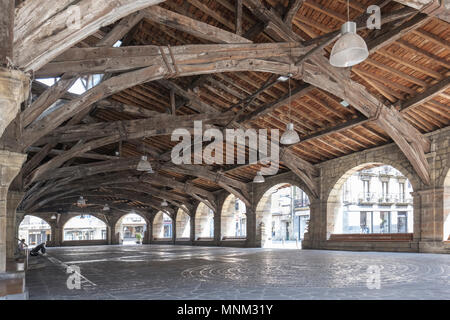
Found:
[25,245,450,300]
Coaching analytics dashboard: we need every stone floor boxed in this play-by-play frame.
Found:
[25,245,450,300]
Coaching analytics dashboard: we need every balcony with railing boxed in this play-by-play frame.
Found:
[294,198,310,209]
[343,192,413,206]
[358,192,377,204]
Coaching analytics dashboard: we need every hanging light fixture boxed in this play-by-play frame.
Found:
[137,155,153,172]
[330,0,369,67]
[77,196,86,206]
[280,75,300,145]
[102,204,110,211]
[253,171,265,184]
[161,199,168,207]
[51,214,57,220]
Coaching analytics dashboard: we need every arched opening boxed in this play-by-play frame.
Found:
[327,164,414,240]
[63,215,107,242]
[221,194,246,240]
[153,211,173,240]
[444,169,450,241]
[114,213,148,245]
[176,210,191,240]
[195,203,214,240]
[256,184,310,248]
[18,216,51,247]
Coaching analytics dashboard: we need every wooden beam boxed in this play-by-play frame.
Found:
[303,60,432,185]
[143,5,250,44]
[367,13,431,54]
[400,77,450,112]
[36,42,311,77]
[23,75,79,128]
[0,0,14,65]
[22,52,305,150]
[13,0,166,71]
[236,0,243,36]
[36,112,234,145]
[284,0,304,27]
[96,11,144,47]
[239,83,314,122]
[96,100,162,118]
[241,0,432,185]
[394,0,450,23]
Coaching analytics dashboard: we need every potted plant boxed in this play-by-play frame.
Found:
[135,233,142,244]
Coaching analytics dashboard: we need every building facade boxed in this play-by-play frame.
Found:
[63,215,107,241]
[18,216,51,246]
[338,165,414,234]
[269,186,310,241]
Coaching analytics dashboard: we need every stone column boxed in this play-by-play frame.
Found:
[189,214,195,243]
[172,216,177,244]
[302,199,323,249]
[142,221,151,245]
[6,191,24,260]
[214,210,221,245]
[14,211,25,245]
[50,221,63,247]
[106,225,112,245]
[246,207,256,247]
[414,188,446,252]
[0,151,27,272]
[0,68,30,138]
[148,216,154,244]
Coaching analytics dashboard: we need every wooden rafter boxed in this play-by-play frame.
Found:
[0,0,14,65]
[244,0,433,185]
[13,0,166,71]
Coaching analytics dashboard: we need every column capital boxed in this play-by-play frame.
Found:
[0,68,30,137]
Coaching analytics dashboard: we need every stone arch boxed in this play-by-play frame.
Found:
[326,162,416,237]
[326,160,419,204]
[176,209,191,239]
[63,215,107,241]
[253,175,317,206]
[220,194,247,239]
[114,212,149,245]
[18,215,52,245]
[255,182,310,247]
[152,211,173,240]
[195,202,214,239]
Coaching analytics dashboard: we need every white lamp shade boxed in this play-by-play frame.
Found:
[77,196,86,206]
[137,156,153,172]
[253,171,265,183]
[51,215,57,220]
[161,200,168,207]
[330,22,369,68]
[103,204,110,211]
[280,123,300,145]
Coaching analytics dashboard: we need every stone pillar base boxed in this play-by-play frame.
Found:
[0,151,27,273]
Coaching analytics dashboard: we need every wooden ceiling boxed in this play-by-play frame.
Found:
[9,0,449,216]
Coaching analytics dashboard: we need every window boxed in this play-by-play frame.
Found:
[382,181,388,197]
[399,182,405,202]
[163,224,172,238]
[360,212,371,233]
[363,180,370,201]
[380,212,390,233]
[397,212,407,233]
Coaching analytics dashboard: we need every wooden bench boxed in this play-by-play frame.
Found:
[222,237,247,241]
[329,233,413,242]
